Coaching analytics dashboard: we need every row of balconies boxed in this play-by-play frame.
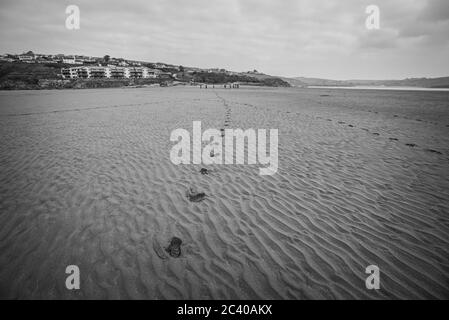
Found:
[61,67,161,79]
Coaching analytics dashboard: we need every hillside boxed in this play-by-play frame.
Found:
[346,77,449,88]
[0,62,290,89]
[0,62,65,83]
[190,72,290,87]
[2,60,447,90]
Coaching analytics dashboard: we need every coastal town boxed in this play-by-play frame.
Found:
[0,51,276,84]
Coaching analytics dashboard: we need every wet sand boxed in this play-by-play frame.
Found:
[0,86,448,299]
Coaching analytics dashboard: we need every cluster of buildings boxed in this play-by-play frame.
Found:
[0,52,159,67]
[0,51,245,81]
[61,66,172,80]
[0,52,99,64]
[0,51,187,70]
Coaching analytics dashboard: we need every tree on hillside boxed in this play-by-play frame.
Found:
[103,55,110,64]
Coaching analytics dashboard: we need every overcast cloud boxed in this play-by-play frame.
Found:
[0,0,448,79]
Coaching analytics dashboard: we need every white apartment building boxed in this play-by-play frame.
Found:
[18,54,35,63]
[62,57,83,65]
[61,66,164,79]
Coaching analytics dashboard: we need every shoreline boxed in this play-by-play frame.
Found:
[0,79,291,91]
[307,85,449,92]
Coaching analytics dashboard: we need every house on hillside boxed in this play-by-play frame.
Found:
[146,68,162,78]
[62,56,83,65]
[18,52,35,63]
[0,54,15,62]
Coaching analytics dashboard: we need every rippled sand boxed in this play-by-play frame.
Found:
[0,86,448,299]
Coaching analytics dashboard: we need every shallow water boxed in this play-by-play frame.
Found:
[0,86,448,299]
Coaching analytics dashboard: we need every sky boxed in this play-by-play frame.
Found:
[0,0,448,80]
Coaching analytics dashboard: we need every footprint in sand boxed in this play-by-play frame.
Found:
[152,236,169,260]
[425,149,442,155]
[372,132,380,136]
[406,143,417,148]
[338,121,345,124]
[186,188,207,202]
[153,236,183,259]
[166,237,182,258]
[389,138,399,141]
[210,150,220,158]
[348,124,354,127]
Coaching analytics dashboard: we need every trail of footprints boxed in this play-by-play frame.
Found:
[185,91,232,204]
[158,95,445,262]
[154,93,231,260]
[209,93,444,157]
[369,109,445,127]
[316,115,444,156]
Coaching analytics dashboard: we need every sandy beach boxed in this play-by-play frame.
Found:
[0,86,448,299]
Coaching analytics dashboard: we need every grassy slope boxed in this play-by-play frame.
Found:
[0,62,291,88]
[0,62,68,84]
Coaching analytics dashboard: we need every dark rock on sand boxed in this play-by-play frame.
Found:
[200,168,209,175]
